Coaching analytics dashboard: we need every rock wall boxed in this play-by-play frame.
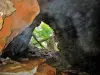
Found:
[1,0,100,74]
[34,0,100,74]
[0,0,40,53]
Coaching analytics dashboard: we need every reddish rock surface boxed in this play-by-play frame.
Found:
[0,58,56,75]
[0,0,40,53]
[0,58,45,72]
[36,63,56,75]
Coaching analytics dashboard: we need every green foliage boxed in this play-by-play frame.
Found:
[34,22,53,40]
[30,21,54,49]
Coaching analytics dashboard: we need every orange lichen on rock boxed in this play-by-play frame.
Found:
[0,58,45,72]
[0,0,40,53]
[0,58,56,75]
[11,0,40,29]
[7,0,40,42]
[0,15,12,38]
[0,0,16,31]
[0,16,12,52]
[36,63,56,75]
[0,38,6,53]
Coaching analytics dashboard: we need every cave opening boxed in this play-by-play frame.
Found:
[29,21,59,52]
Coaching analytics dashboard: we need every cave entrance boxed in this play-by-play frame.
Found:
[29,21,59,52]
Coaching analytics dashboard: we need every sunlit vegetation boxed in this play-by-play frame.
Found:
[30,21,59,51]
